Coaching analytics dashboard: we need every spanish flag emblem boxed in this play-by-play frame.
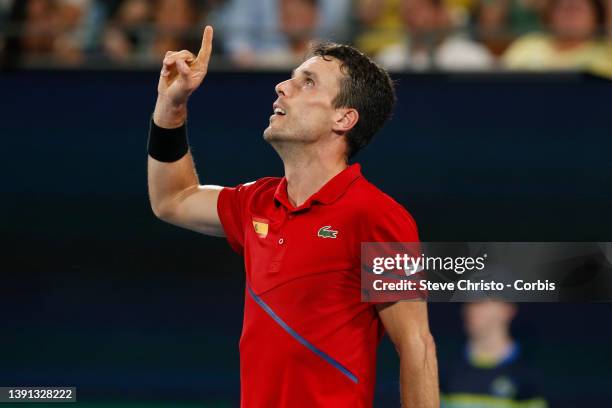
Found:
[252,217,269,238]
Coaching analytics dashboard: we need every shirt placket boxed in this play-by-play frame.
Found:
[267,209,292,274]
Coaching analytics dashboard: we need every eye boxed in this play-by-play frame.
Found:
[304,77,315,86]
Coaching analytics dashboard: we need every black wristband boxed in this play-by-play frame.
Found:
[147,118,189,162]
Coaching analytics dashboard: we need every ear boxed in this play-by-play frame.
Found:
[332,108,359,134]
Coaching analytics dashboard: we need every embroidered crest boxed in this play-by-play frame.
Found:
[318,225,338,239]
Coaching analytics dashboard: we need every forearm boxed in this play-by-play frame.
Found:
[399,334,440,408]
[148,95,199,218]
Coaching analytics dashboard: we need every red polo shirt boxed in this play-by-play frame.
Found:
[217,163,419,407]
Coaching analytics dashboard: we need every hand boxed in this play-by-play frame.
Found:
[157,25,213,107]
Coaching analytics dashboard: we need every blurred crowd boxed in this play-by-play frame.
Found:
[1,0,612,74]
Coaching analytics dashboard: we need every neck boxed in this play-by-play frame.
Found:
[279,146,347,207]
[469,330,514,364]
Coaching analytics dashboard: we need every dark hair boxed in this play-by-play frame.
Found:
[309,42,396,159]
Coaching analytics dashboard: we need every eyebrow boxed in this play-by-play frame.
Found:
[291,69,318,80]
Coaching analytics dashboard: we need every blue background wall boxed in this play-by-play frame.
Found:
[1,71,612,406]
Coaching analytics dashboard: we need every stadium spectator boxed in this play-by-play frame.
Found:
[102,0,153,61]
[20,0,59,57]
[103,0,221,62]
[6,0,103,65]
[237,0,320,68]
[473,0,546,55]
[441,302,548,408]
[502,0,612,75]
[215,0,351,68]
[354,0,405,57]
[375,0,494,70]
[151,0,200,59]
[444,0,479,25]
[52,0,103,63]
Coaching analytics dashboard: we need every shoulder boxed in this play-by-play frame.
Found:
[440,35,491,55]
[437,36,494,69]
[509,33,551,48]
[227,176,281,194]
[347,177,419,238]
[220,176,281,207]
[350,176,412,210]
[503,33,552,64]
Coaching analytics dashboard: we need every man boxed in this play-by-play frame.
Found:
[216,0,351,67]
[147,25,438,407]
[502,0,612,78]
[441,302,547,408]
[375,0,494,71]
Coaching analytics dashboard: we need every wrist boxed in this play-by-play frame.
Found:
[153,94,188,128]
[147,117,189,162]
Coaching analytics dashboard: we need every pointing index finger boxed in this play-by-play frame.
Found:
[195,25,213,68]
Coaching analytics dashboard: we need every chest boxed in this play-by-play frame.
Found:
[243,204,362,293]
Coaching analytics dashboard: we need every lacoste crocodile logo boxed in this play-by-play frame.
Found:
[317,226,338,239]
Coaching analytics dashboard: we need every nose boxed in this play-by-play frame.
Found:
[275,79,290,97]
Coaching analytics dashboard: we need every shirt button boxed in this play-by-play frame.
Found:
[278,238,284,245]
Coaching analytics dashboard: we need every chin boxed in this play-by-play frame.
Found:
[263,126,290,143]
[263,127,275,141]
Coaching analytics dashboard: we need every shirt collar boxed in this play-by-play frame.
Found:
[274,163,362,212]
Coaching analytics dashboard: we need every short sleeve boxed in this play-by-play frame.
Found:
[361,203,426,302]
[217,181,259,255]
[369,204,419,243]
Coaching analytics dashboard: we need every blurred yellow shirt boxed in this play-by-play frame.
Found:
[355,0,404,56]
[503,33,612,77]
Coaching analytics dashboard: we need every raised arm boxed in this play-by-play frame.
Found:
[377,301,440,408]
[148,26,225,237]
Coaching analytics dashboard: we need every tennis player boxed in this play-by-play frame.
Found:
[147,26,439,407]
